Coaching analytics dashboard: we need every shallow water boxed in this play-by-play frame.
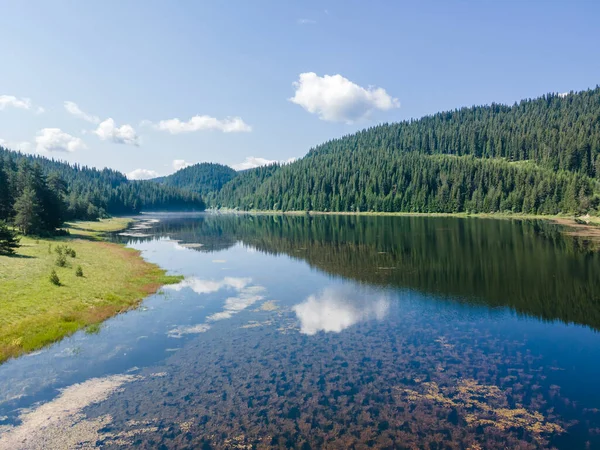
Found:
[1,214,600,449]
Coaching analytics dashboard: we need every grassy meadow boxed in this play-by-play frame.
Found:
[0,218,182,364]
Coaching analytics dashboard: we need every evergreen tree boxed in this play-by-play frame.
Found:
[13,185,41,235]
[0,221,20,255]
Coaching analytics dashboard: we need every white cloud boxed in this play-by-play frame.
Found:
[293,285,390,335]
[126,168,159,180]
[94,118,139,146]
[63,102,138,145]
[64,101,100,124]
[558,92,570,98]
[289,72,399,123]
[0,95,43,114]
[0,138,33,153]
[173,159,194,171]
[35,128,87,153]
[0,95,32,110]
[155,115,252,134]
[298,18,316,25]
[232,156,296,171]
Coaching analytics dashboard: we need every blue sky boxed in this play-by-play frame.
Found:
[1,0,599,179]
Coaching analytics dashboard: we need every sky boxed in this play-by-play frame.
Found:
[1,0,599,179]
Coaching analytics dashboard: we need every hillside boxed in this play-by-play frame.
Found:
[154,162,237,195]
[207,88,600,215]
[0,147,204,233]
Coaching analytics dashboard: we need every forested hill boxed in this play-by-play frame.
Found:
[0,147,204,234]
[208,87,600,215]
[154,162,237,195]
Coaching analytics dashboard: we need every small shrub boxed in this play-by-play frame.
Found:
[75,265,83,277]
[48,244,52,254]
[56,253,67,267]
[55,245,64,256]
[68,248,76,258]
[85,323,101,334]
[49,270,60,286]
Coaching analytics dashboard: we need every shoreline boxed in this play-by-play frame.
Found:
[212,209,600,240]
[211,209,600,237]
[0,217,182,365]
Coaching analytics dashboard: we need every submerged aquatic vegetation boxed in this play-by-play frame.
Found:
[397,379,564,444]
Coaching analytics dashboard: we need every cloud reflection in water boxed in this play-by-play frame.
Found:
[293,286,390,335]
[165,277,267,336]
[166,277,251,295]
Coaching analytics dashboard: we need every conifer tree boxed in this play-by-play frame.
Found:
[13,185,41,235]
[0,221,20,255]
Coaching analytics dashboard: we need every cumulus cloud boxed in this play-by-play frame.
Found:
[64,101,100,124]
[63,102,139,145]
[35,128,87,153]
[0,95,32,110]
[293,285,390,335]
[94,118,139,146]
[154,115,252,134]
[232,156,297,171]
[0,138,33,153]
[126,168,159,180]
[558,92,570,98]
[0,95,43,113]
[173,159,194,171]
[289,72,399,123]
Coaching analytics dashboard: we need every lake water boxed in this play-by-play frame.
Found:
[1,214,600,449]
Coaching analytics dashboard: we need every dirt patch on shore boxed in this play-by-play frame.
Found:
[550,217,600,239]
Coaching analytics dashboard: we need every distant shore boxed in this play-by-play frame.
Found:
[0,218,181,364]
[210,208,600,239]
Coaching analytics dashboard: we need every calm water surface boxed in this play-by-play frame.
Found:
[1,214,600,449]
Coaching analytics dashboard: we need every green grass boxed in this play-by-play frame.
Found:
[63,217,134,239]
[0,218,182,364]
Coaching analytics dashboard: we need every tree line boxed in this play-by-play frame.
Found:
[210,153,596,214]
[155,162,238,195]
[0,147,205,242]
[206,87,600,214]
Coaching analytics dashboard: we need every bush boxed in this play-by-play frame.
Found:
[55,245,75,258]
[55,253,67,267]
[49,270,60,286]
[75,265,83,277]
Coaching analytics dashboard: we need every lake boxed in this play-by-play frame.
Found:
[1,214,600,449]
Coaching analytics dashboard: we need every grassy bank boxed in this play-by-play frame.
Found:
[0,218,181,364]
